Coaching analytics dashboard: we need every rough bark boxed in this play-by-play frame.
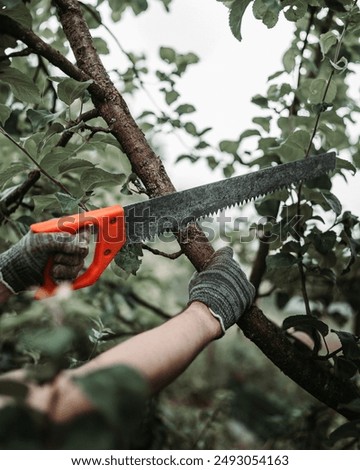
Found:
[2,0,359,419]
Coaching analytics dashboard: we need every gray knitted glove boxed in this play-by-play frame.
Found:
[0,230,89,293]
[188,247,255,333]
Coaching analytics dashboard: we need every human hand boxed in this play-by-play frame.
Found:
[0,229,89,293]
[188,247,255,333]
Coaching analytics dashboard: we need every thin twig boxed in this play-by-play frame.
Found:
[83,123,112,138]
[57,108,99,147]
[294,10,351,316]
[289,8,316,116]
[98,330,145,341]
[0,126,87,211]
[142,243,183,260]
[127,291,173,320]
[0,47,32,61]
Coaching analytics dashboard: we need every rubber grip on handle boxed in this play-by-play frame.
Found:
[30,205,126,299]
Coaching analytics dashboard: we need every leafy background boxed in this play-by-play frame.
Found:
[0,0,360,449]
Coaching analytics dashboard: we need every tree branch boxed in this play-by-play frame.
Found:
[141,244,183,260]
[237,306,360,421]
[57,108,99,147]
[0,15,105,100]
[0,170,40,224]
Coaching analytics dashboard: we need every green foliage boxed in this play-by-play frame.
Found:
[0,0,359,451]
[0,66,41,103]
[74,365,149,430]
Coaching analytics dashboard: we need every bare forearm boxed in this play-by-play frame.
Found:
[19,302,221,422]
[72,301,221,392]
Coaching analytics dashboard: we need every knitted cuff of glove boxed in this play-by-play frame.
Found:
[208,308,226,336]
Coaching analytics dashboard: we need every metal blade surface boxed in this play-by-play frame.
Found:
[124,152,336,243]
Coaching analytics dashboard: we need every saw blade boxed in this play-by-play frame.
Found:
[124,152,336,243]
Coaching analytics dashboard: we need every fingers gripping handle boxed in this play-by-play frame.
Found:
[30,205,126,299]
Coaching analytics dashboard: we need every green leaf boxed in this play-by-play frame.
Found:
[336,157,356,175]
[330,56,349,73]
[32,194,60,214]
[229,0,252,41]
[276,130,311,161]
[322,191,342,216]
[333,356,358,380]
[177,52,199,69]
[131,0,149,15]
[251,94,268,108]
[266,252,297,270]
[223,163,235,177]
[267,70,285,81]
[30,326,75,358]
[39,148,73,176]
[255,199,279,218]
[82,3,102,29]
[59,158,95,174]
[93,37,110,55]
[114,243,143,277]
[282,315,329,337]
[159,46,176,63]
[0,103,11,125]
[0,2,32,28]
[207,156,218,170]
[80,168,126,191]
[332,330,360,360]
[176,154,199,164]
[165,89,180,105]
[26,109,65,130]
[219,139,239,154]
[253,116,271,132]
[74,365,149,429]
[57,78,93,105]
[175,103,196,115]
[55,192,81,213]
[308,230,337,255]
[320,31,339,57]
[0,66,41,103]
[282,48,297,74]
[324,0,350,12]
[253,0,281,29]
[239,129,261,140]
[308,78,337,104]
[184,121,197,136]
[0,162,31,189]
[282,0,307,22]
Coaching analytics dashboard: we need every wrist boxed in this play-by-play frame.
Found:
[186,301,223,340]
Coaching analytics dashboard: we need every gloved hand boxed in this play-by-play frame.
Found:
[188,247,255,333]
[0,230,89,294]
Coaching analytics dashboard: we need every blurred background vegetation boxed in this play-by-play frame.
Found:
[0,0,360,449]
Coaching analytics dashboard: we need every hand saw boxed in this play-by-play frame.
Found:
[31,152,336,298]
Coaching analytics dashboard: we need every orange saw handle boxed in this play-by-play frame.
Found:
[30,205,126,299]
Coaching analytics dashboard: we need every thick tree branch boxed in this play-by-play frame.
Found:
[237,307,360,420]
[249,236,270,298]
